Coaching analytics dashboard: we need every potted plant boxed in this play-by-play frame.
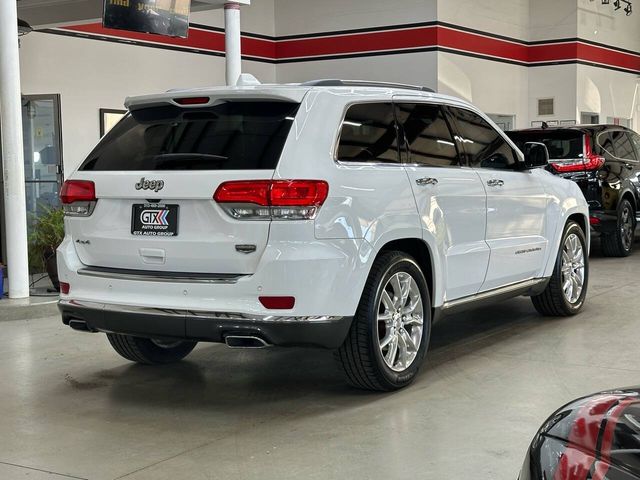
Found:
[28,206,64,292]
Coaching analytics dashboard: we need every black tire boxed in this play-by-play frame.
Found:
[601,198,636,257]
[335,251,431,391]
[532,221,588,316]
[107,333,197,365]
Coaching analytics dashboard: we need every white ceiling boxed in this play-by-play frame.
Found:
[17,0,250,28]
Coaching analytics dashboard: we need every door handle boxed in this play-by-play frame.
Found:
[416,177,438,186]
[486,179,504,187]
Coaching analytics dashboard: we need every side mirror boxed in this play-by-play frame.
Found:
[522,142,549,169]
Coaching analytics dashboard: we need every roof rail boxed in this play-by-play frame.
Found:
[301,79,435,93]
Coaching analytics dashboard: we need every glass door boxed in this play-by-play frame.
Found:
[22,94,63,234]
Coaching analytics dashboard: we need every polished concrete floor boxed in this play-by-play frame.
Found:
[1,238,639,480]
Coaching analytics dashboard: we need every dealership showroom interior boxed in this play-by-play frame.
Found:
[1,0,640,478]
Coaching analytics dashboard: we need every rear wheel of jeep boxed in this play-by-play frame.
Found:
[107,333,197,365]
[335,251,431,391]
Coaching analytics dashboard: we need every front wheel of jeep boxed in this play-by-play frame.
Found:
[531,221,588,317]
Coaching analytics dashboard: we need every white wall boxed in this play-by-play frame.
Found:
[438,0,530,39]
[437,53,530,128]
[19,3,276,175]
[277,53,438,91]
[529,0,578,41]
[274,0,437,36]
[528,65,578,127]
[577,65,640,130]
[577,0,640,52]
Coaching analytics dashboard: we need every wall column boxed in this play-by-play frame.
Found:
[0,4,30,298]
[224,2,242,86]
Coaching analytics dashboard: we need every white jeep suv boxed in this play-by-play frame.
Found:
[58,79,590,391]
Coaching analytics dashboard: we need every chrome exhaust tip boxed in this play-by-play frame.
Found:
[224,335,271,349]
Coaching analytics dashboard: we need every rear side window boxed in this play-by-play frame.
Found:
[447,107,517,169]
[80,101,300,171]
[395,103,459,167]
[598,130,639,161]
[336,103,400,163]
[507,130,584,160]
[630,133,640,158]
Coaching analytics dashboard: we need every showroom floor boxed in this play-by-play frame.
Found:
[1,239,639,480]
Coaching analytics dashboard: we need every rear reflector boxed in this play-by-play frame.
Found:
[214,180,329,220]
[60,180,96,204]
[60,282,70,295]
[259,296,295,309]
[174,97,210,105]
[589,217,601,226]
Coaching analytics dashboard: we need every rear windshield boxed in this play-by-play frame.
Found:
[506,130,583,160]
[80,101,300,171]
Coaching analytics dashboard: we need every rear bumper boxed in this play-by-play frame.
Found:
[59,299,353,349]
[588,210,617,234]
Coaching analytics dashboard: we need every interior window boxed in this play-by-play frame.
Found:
[447,107,518,170]
[395,103,459,167]
[336,103,400,163]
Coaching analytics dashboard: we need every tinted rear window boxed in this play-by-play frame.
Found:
[80,101,300,171]
[507,130,583,160]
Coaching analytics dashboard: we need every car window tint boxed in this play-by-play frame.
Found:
[507,130,583,160]
[630,133,640,158]
[598,131,639,161]
[80,102,300,171]
[395,103,459,167]
[448,107,517,169]
[337,103,400,163]
[621,133,639,161]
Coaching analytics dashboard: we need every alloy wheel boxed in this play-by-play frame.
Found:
[620,205,634,251]
[561,233,585,304]
[377,272,424,372]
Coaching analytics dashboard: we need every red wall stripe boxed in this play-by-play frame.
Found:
[276,26,438,58]
[58,22,640,74]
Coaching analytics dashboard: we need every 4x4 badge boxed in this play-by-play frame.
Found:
[135,177,165,192]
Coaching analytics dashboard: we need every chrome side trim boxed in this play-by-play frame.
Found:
[77,267,247,284]
[59,299,344,323]
[442,278,547,310]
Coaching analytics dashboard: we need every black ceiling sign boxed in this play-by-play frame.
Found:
[103,0,191,38]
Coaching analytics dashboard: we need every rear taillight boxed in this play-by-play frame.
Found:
[214,180,329,220]
[60,180,97,217]
[550,135,605,173]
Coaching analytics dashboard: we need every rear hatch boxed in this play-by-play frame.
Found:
[64,97,301,274]
[507,129,589,173]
